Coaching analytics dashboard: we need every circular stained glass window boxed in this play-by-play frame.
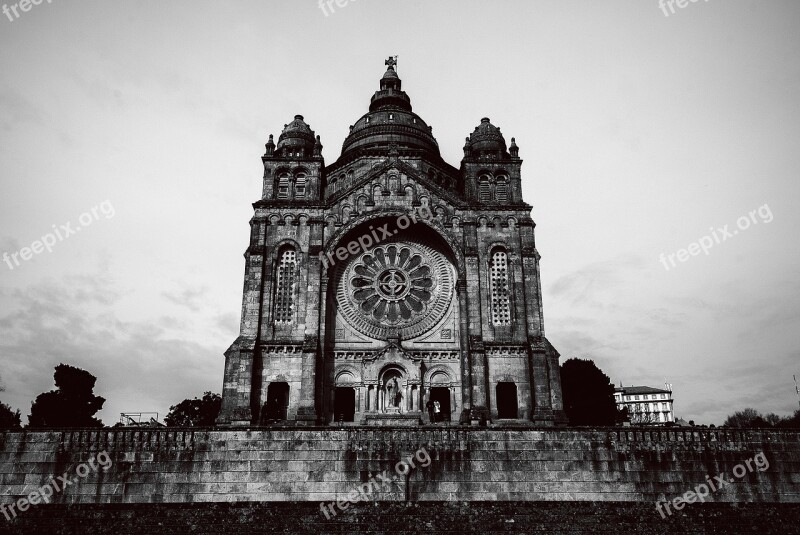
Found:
[336,242,453,340]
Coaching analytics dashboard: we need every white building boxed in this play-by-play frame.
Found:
[614,384,674,425]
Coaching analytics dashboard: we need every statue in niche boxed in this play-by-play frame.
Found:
[384,376,402,412]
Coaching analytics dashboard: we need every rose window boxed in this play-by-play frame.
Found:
[353,246,433,322]
[336,242,453,340]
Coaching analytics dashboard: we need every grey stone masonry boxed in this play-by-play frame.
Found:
[217,61,567,427]
[0,428,798,503]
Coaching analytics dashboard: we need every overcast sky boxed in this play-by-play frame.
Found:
[1,0,798,426]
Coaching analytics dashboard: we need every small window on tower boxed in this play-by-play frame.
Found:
[479,176,491,202]
[389,113,394,121]
[495,177,508,202]
[295,173,306,198]
[277,173,290,199]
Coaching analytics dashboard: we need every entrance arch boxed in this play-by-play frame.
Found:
[430,387,451,422]
[262,382,289,423]
[496,382,518,419]
[334,387,355,422]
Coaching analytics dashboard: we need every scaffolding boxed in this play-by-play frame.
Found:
[119,412,163,427]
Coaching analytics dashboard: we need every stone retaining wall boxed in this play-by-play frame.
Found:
[0,427,797,504]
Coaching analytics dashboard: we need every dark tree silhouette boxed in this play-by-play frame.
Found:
[724,408,798,428]
[0,402,21,429]
[779,409,800,428]
[560,358,619,426]
[164,392,221,426]
[724,408,769,428]
[28,364,105,428]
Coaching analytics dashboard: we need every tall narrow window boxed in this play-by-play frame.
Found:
[495,177,508,202]
[274,249,296,324]
[294,173,306,198]
[490,250,511,325]
[479,176,491,202]
[276,173,289,199]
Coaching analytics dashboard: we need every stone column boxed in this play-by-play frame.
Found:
[217,216,267,426]
[217,343,256,425]
[469,335,489,420]
[296,219,325,424]
[296,335,319,424]
[462,219,489,422]
[547,347,568,425]
[529,336,554,425]
[456,280,472,415]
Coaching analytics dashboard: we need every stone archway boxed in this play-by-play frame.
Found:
[323,212,464,426]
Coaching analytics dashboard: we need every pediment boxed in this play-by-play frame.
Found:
[328,158,462,208]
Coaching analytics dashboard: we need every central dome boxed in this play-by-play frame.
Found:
[340,63,440,159]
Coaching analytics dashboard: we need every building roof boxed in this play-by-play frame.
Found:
[464,117,508,156]
[339,62,441,160]
[614,385,671,395]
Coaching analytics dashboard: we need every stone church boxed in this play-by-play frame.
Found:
[217,59,566,427]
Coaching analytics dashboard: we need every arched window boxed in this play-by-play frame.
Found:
[276,173,289,199]
[274,248,297,324]
[294,173,306,198]
[479,175,491,202]
[495,176,508,202]
[490,249,511,325]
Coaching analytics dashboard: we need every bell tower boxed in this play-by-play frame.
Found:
[217,115,325,426]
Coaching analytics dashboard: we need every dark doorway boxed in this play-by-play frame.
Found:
[496,382,518,419]
[263,382,289,422]
[430,387,451,422]
[334,387,356,422]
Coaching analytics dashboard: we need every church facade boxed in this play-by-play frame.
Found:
[217,59,567,427]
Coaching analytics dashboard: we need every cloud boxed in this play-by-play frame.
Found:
[0,273,222,424]
[0,86,45,131]
[0,237,21,256]
[215,312,239,336]
[162,285,210,312]
[548,255,646,307]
